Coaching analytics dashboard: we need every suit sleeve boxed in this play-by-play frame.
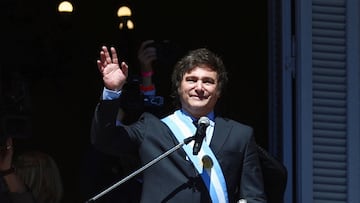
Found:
[240,132,267,203]
[90,99,143,156]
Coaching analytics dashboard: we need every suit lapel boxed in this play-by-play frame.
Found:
[210,117,231,156]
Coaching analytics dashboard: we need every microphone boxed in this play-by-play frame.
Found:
[193,116,210,155]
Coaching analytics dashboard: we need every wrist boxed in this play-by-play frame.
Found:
[0,167,16,176]
[141,70,153,77]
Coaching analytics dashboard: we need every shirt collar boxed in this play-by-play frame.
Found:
[180,109,215,123]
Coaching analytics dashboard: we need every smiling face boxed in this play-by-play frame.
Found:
[178,65,221,118]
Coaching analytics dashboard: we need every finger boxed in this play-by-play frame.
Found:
[102,46,112,64]
[138,47,156,63]
[97,60,103,72]
[138,40,155,55]
[121,62,129,77]
[110,47,119,64]
[99,50,106,63]
[143,48,157,58]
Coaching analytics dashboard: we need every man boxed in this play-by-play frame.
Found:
[91,46,267,203]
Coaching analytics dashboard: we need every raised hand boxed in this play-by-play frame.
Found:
[137,40,157,73]
[97,46,129,91]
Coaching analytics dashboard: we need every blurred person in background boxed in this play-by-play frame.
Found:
[0,137,63,203]
[0,137,35,203]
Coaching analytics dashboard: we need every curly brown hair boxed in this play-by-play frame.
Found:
[170,48,228,108]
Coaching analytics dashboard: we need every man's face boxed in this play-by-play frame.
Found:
[178,65,220,118]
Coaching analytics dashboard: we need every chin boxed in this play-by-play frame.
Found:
[189,102,207,108]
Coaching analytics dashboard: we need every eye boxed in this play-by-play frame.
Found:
[186,77,197,83]
[203,78,215,84]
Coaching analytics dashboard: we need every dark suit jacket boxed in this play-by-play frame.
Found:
[91,99,267,203]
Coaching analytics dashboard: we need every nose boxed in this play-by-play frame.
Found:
[195,81,204,91]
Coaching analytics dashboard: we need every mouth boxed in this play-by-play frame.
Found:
[191,95,207,100]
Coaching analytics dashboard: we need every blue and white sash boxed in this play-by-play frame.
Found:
[161,110,228,203]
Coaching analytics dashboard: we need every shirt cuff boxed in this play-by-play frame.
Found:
[142,89,156,96]
[102,87,122,100]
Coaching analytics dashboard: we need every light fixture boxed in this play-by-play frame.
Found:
[117,6,134,30]
[58,1,74,13]
[119,19,134,30]
[117,6,132,17]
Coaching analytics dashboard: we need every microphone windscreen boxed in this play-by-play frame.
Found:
[198,116,210,126]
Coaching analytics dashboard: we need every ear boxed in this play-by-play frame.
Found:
[216,90,221,98]
[177,86,182,94]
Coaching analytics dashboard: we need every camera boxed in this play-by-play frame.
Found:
[144,95,164,107]
[147,40,171,61]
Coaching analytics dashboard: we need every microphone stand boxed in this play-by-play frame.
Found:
[86,136,195,203]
